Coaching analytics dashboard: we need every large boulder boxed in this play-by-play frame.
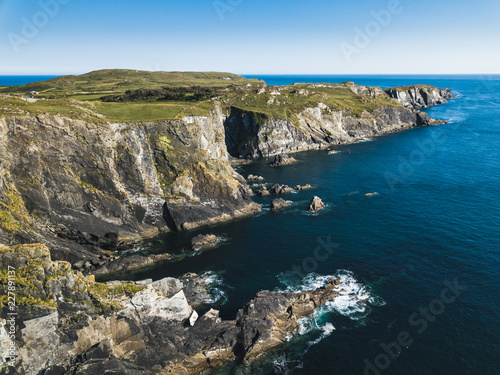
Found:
[268,184,294,195]
[191,234,221,251]
[308,196,326,212]
[269,154,297,167]
[256,187,270,196]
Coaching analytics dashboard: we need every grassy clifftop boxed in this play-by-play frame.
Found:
[0,69,264,98]
[0,69,404,122]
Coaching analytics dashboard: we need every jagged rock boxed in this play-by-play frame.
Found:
[191,234,221,251]
[308,196,326,212]
[256,187,270,196]
[179,274,211,309]
[295,184,312,191]
[268,184,294,195]
[247,174,264,181]
[270,199,291,211]
[384,85,456,108]
[269,154,297,167]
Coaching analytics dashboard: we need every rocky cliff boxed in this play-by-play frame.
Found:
[0,109,259,266]
[384,85,456,109]
[0,244,348,375]
[0,80,453,268]
[224,82,451,158]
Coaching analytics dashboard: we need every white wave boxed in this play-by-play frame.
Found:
[278,271,384,328]
[273,353,304,375]
[357,137,373,143]
[119,245,144,255]
[201,271,229,305]
[306,323,336,347]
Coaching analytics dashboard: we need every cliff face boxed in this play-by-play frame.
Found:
[224,86,447,158]
[384,85,456,109]
[0,110,259,264]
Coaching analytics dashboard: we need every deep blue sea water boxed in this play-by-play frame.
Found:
[0,76,59,86]
[2,75,499,374]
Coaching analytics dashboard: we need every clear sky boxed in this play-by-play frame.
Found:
[1,0,499,75]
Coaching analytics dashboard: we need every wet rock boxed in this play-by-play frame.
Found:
[269,154,297,167]
[256,187,270,196]
[295,184,312,191]
[270,199,291,211]
[268,184,294,195]
[308,196,326,212]
[191,234,221,251]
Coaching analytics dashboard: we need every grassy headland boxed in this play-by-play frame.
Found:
[0,69,402,122]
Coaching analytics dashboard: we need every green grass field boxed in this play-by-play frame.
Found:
[0,69,403,123]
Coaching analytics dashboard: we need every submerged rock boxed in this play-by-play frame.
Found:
[270,198,291,211]
[308,196,326,212]
[191,234,221,251]
[295,184,313,191]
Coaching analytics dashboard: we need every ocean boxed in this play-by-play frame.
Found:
[2,75,499,374]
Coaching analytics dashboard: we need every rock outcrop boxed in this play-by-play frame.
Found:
[0,244,351,375]
[268,184,294,195]
[191,234,221,251]
[308,196,326,212]
[269,154,297,167]
[384,85,456,109]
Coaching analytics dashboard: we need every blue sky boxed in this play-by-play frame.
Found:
[0,0,499,74]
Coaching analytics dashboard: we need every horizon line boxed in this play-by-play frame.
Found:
[0,71,500,77]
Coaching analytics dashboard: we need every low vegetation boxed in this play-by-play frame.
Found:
[0,69,403,123]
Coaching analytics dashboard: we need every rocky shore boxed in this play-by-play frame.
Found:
[0,244,348,375]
